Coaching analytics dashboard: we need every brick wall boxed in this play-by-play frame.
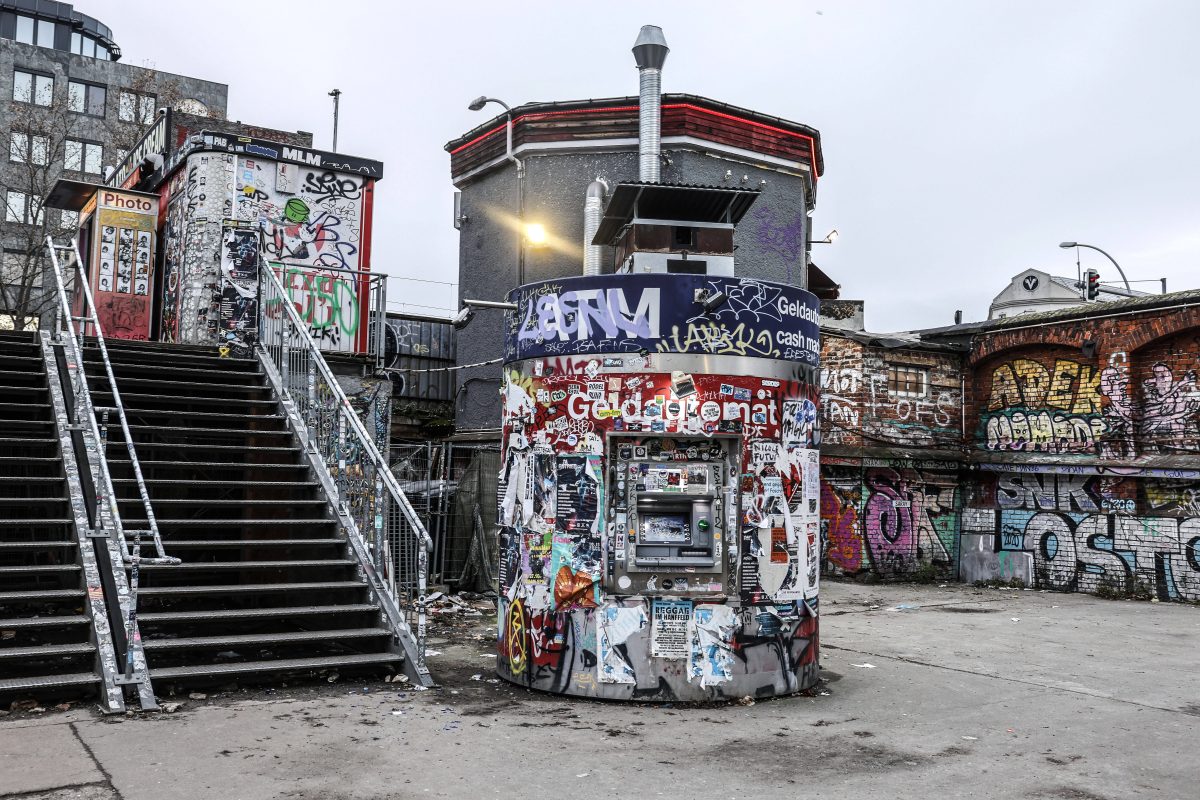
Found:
[959,303,1200,601]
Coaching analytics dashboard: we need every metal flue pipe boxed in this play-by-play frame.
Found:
[633,25,669,183]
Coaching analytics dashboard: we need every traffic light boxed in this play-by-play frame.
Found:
[1085,269,1101,300]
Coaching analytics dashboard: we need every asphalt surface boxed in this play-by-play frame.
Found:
[1,580,1197,800]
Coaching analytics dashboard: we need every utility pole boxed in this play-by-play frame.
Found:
[328,89,341,151]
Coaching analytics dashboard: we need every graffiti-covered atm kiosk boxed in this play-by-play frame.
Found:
[496,179,823,700]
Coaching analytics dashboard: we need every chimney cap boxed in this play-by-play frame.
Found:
[633,25,669,70]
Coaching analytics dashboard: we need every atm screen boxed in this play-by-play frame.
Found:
[641,513,691,544]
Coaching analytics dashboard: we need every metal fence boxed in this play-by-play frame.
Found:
[391,441,500,591]
[258,260,431,676]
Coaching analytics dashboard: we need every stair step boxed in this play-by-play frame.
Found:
[0,564,80,574]
[110,442,299,453]
[108,409,285,421]
[138,581,365,597]
[0,385,48,396]
[86,379,270,398]
[0,642,95,660]
[150,651,401,681]
[123,424,294,437]
[83,358,265,379]
[0,541,76,550]
[93,392,280,408]
[0,477,64,483]
[108,461,306,470]
[0,615,89,629]
[0,519,71,526]
[84,361,265,380]
[133,559,354,570]
[132,539,341,548]
[123,519,334,528]
[126,499,326,507]
[0,672,100,692]
[0,589,84,602]
[139,604,376,624]
[0,495,68,504]
[143,628,388,652]
[0,355,42,368]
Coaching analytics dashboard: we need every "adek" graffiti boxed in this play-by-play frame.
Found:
[982,358,1107,454]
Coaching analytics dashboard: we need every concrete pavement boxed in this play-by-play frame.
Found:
[2,581,1197,800]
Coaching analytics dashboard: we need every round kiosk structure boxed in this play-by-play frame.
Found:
[495,272,822,700]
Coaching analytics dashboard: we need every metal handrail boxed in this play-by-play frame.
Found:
[258,256,432,676]
[44,237,178,567]
[262,261,433,553]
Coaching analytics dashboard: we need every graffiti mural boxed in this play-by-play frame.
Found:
[961,468,1200,600]
[158,147,374,349]
[505,274,820,367]
[981,356,1106,454]
[820,459,959,579]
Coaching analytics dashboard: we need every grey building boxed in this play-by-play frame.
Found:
[1,1,227,329]
[445,93,825,433]
[988,267,1149,320]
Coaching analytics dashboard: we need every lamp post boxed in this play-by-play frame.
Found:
[328,89,341,151]
[468,95,526,285]
[1059,241,1131,291]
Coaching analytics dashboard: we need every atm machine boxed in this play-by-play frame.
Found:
[607,436,736,597]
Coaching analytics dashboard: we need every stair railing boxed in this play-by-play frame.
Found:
[46,237,178,699]
[258,257,432,683]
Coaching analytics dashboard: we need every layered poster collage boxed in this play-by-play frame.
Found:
[498,360,821,609]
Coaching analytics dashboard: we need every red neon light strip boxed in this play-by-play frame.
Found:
[450,102,820,178]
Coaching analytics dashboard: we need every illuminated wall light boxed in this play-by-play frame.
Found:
[525,223,548,246]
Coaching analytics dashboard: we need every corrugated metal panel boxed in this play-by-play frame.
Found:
[382,313,456,402]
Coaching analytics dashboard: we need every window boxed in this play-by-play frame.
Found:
[888,365,929,398]
[68,81,106,116]
[36,19,55,48]
[9,132,50,166]
[13,71,53,106]
[119,90,156,124]
[1,252,41,289]
[71,34,97,57]
[65,139,103,174]
[15,15,34,44]
[4,191,42,226]
[96,45,109,61]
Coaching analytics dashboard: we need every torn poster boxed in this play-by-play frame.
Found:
[550,454,603,610]
[597,603,647,684]
[650,598,692,659]
[688,604,735,687]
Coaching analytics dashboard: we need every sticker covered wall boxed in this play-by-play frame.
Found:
[157,145,375,351]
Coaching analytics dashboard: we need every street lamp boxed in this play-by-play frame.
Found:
[1059,241,1131,291]
[810,229,839,245]
[467,96,523,177]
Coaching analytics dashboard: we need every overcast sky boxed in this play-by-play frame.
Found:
[93,0,1200,331]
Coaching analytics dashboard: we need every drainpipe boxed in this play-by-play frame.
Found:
[583,178,609,276]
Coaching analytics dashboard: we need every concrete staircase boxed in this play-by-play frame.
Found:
[0,331,103,701]
[84,339,403,688]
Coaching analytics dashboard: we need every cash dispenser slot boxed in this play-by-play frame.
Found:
[634,494,715,566]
